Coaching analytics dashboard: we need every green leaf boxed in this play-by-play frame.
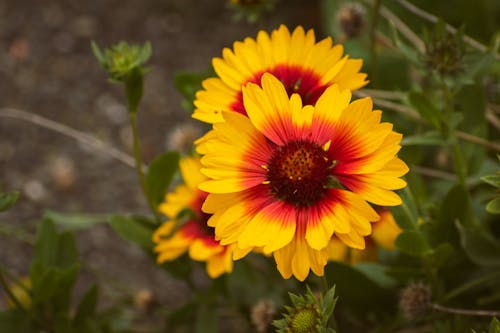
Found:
[174,70,213,112]
[32,218,59,268]
[423,243,454,268]
[30,263,79,315]
[74,285,99,326]
[389,23,421,65]
[407,91,442,130]
[0,191,19,212]
[321,285,337,320]
[146,151,180,208]
[486,197,500,214]
[325,262,393,313]
[401,131,446,146]
[44,210,107,230]
[489,317,500,333]
[354,263,398,289]
[395,230,430,256]
[108,215,155,251]
[390,188,419,230]
[482,175,500,188]
[426,184,473,247]
[457,222,500,267]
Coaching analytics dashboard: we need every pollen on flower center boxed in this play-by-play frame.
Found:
[266,141,331,206]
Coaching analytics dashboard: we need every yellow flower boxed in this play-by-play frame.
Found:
[196,74,408,281]
[153,157,236,278]
[327,209,402,264]
[5,277,31,309]
[193,25,368,124]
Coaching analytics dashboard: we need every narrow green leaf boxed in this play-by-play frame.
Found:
[44,210,107,230]
[0,191,19,212]
[354,263,398,289]
[486,197,500,214]
[108,215,155,251]
[390,188,419,230]
[426,184,474,247]
[401,131,446,146]
[74,285,99,326]
[146,151,180,208]
[395,230,430,256]
[423,243,454,268]
[457,222,500,267]
[56,232,79,269]
[32,218,58,268]
[389,23,420,65]
[482,175,500,188]
[174,70,213,112]
[489,317,500,333]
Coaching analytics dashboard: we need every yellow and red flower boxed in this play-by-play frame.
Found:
[192,25,368,124]
[196,74,408,281]
[153,157,234,278]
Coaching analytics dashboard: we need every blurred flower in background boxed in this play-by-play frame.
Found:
[153,157,236,278]
[327,209,402,264]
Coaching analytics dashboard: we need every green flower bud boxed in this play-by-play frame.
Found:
[92,41,151,83]
[92,41,151,113]
[274,286,337,333]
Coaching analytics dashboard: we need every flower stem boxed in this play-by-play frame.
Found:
[369,0,382,82]
[431,303,500,317]
[129,112,160,221]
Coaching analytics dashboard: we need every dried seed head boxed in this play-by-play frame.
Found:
[336,3,366,39]
[399,282,431,319]
[165,123,202,154]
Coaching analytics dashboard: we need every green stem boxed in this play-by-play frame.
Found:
[451,142,467,185]
[129,112,160,221]
[369,0,382,82]
[321,275,329,294]
[440,81,467,185]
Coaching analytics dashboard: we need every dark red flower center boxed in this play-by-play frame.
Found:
[230,64,328,116]
[183,193,217,243]
[266,140,332,207]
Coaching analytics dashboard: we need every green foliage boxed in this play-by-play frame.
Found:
[145,151,180,208]
[482,157,500,214]
[174,70,214,112]
[473,317,500,333]
[43,210,107,230]
[108,215,155,251]
[92,40,151,113]
[0,219,115,333]
[274,285,337,333]
[0,191,19,212]
[91,41,151,84]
